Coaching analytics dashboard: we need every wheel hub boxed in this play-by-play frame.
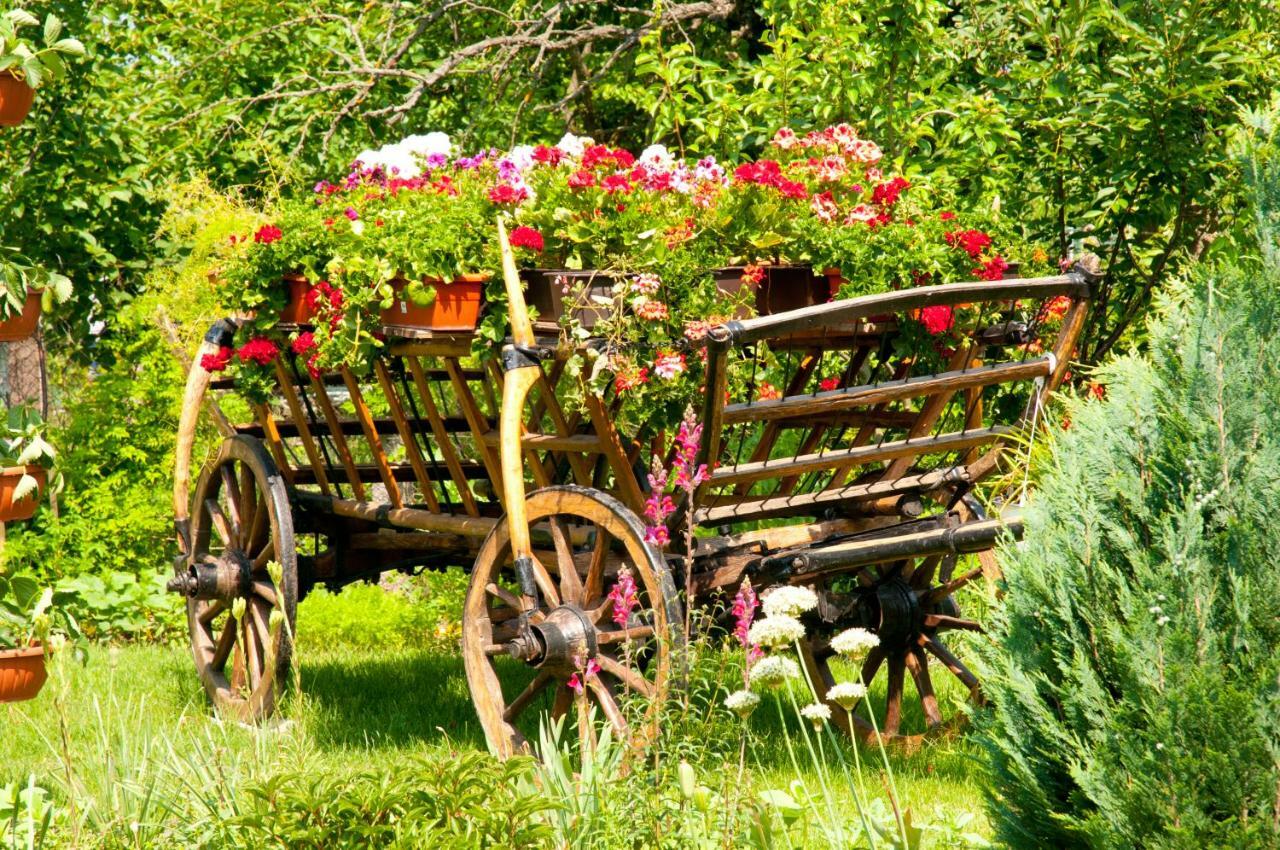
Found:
[167,552,252,601]
[856,577,923,650]
[504,604,598,675]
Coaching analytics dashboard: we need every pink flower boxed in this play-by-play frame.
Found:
[810,191,839,222]
[846,138,883,164]
[653,351,686,379]
[644,525,670,546]
[920,305,955,335]
[509,226,544,252]
[236,337,280,366]
[253,225,282,244]
[200,346,232,373]
[634,299,669,321]
[731,581,763,679]
[488,183,529,204]
[567,170,596,189]
[608,568,639,629]
[683,319,712,341]
[844,204,877,224]
[343,207,359,221]
[566,657,601,694]
[771,127,800,149]
[601,174,632,194]
[814,156,847,182]
[632,273,661,296]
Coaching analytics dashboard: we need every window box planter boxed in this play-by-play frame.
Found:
[0,292,41,341]
[0,465,45,522]
[712,265,829,317]
[0,72,34,127]
[0,644,46,703]
[380,274,488,333]
[278,273,314,325]
[520,269,621,331]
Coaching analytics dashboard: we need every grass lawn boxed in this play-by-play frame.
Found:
[1,583,993,845]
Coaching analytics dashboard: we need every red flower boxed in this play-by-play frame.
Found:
[975,255,1009,281]
[1087,382,1105,401]
[871,177,910,207]
[236,337,280,366]
[757,382,782,402]
[253,225,282,244]
[777,179,808,199]
[488,184,529,205]
[740,264,766,286]
[509,226,544,252]
[614,366,649,393]
[533,144,564,165]
[945,229,993,259]
[819,377,841,392]
[940,211,956,221]
[601,174,632,194]
[1041,295,1071,321]
[919,305,956,335]
[291,331,317,356]
[567,170,596,189]
[200,346,232,373]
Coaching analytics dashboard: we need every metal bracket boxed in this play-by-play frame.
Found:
[500,344,551,371]
[204,318,238,348]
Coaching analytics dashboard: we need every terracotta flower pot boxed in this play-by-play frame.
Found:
[380,274,488,333]
[0,465,45,522]
[520,269,620,330]
[0,645,46,703]
[278,273,314,325]
[0,72,35,127]
[712,265,828,317]
[0,292,42,342]
[823,267,845,298]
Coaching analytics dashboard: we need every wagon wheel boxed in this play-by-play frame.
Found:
[463,485,683,760]
[797,554,987,751]
[182,435,297,722]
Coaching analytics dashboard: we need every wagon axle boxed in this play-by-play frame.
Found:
[503,604,599,676]
[166,555,253,601]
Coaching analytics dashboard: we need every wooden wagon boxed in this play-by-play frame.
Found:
[169,229,1096,756]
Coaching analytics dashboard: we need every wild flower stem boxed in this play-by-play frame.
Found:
[783,686,844,846]
[859,685,908,847]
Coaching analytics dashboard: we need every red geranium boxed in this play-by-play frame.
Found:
[253,225,283,244]
[601,174,632,194]
[488,184,529,205]
[509,226,544,252]
[200,346,233,373]
[871,177,910,207]
[975,255,1009,281]
[919,305,956,335]
[291,331,317,356]
[533,144,564,165]
[567,170,596,189]
[945,229,993,259]
[236,337,280,366]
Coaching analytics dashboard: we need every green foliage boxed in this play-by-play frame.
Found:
[0,9,82,89]
[296,571,467,654]
[972,242,1280,841]
[0,776,53,850]
[0,244,70,319]
[0,572,82,651]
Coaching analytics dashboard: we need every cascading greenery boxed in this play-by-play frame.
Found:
[972,144,1280,847]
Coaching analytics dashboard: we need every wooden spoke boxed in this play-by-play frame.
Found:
[551,683,573,720]
[220,465,243,536]
[205,499,234,547]
[485,582,526,613]
[924,566,985,603]
[596,625,655,645]
[252,581,278,607]
[253,539,276,571]
[583,527,611,606]
[246,491,267,554]
[882,654,906,737]
[587,676,628,733]
[528,554,562,608]
[503,671,553,722]
[548,517,584,605]
[211,618,237,669]
[922,613,984,633]
[238,462,256,545]
[243,612,262,688]
[198,600,226,626]
[905,647,943,728]
[596,653,655,697]
[921,634,979,692]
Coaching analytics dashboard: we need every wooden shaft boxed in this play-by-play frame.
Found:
[497,218,535,348]
[174,336,223,524]
[499,365,541,561]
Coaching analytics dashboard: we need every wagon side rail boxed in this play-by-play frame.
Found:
[691,261,1099,531]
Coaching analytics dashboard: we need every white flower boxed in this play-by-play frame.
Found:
[762,586,819,618]
[749,655,799,688]
[399,131,453,160]
[748,615,806,649]
[830,627,879,659]
[826,682,867,710]
[556,132,592,159]
[800,702,832,728]
[638,143,674,170]
[725,689,761,719]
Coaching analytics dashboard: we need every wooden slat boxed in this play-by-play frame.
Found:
[234,414,472,439]
[735,349,820,496]
[722,356,1053,424]
[374,360,441,512]
[708,427,1009,487]
[881,344,977,481]
[290,461,491,486]
[446,358,506,505]
[695,468,966,525]
[273,361,330,495]
[479,431,604,452]
[251,402,294,485]
[695,344,730,505]
[308,375,365,501]
[535,366,594,486]
[340,366,403,509]
[583,390,644,514]
[407,357,480,517]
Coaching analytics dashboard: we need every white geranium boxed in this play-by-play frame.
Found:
[747,615,805,649]
[638,143,674,170]
[501,144,536,174]
[399,131,453,160]
[762,586,819,618]
[826,681,867,709]
[556,132,592,159]
[800,702,832,729]
[830,627,880,659]
[724,689,761,719]
[748,655,799,688]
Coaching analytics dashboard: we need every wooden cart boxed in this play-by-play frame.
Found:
[169,230,1096,756]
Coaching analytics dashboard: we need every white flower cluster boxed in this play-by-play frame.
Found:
[748,654,799,687]
[762,585,819,618]
[747,615,805,649]
[830,627,879,658]
[724,689,761,718]
[800,702,832,727]
[826,681,867,709]
[353,132,453,179]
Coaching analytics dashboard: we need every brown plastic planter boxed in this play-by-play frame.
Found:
[520,269,620,330]
[0,72,35,127]
[0,645,46,703]
[278,273,314,325]
[0,465,45,522]
[0,293,42,342]
[712,265,829,317]
[380,274,488,333]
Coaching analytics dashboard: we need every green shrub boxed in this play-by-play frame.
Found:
[973,257,1280,843]
[296,570,467,654]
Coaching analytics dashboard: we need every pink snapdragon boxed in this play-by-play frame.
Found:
[732,580,763,672]
[567,657,601,694]
[608,567,639,629]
